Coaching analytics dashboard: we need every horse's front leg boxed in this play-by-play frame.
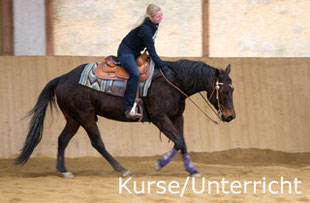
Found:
[173,115,200,177]
[153,115,181,170]
[153,115,200,177]
[155,147,178,170]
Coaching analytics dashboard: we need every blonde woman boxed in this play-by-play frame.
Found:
[117,4,175,119]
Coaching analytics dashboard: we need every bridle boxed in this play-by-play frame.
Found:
[200,79,224,120]
[200,80,234,122]
[159,69,228,125]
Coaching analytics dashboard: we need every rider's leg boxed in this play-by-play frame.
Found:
[118,54,140,118]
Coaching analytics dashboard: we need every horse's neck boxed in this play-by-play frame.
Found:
[178,68,216,97]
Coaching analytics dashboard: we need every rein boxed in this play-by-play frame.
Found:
[159,69,223,125]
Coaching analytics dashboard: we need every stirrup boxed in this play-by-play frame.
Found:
[125,102,141,119]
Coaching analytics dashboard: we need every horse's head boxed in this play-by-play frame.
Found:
[207,64,236,122]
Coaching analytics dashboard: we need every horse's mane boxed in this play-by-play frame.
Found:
[166,59,217,88]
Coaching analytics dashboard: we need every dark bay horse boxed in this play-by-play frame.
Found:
[14,59,235,178]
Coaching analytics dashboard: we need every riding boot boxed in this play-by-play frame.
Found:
[124,102,141,120]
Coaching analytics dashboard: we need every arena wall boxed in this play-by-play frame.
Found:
[52,0,310,57]
[0,56,309,158]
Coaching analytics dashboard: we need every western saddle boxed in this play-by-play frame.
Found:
[95,51,151,82]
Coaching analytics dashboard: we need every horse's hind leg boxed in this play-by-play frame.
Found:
[57,119,80,178]
[83,122,131,177]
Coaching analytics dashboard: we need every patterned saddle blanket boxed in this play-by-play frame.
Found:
[78,60,155,97]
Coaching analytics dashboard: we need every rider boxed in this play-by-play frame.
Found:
[117,4,175,119]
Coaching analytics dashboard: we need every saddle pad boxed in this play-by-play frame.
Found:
[78,60,155,97]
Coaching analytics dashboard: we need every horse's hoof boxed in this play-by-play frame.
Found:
[190,171,201,178]
[121,170,132,177]
[155,160,162,171]
[58,171,74,179]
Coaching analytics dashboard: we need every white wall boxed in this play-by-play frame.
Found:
[11,0,310,57]
[13,0,46,55]
[53,0,202,57]
[210,0,310,57]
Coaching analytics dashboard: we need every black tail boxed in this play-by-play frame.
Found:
[14,77,61,165]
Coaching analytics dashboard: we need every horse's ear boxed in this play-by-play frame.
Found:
[216,69,220,78]
[225,64,231,75]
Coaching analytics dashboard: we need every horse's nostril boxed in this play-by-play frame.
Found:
[226,115,235,122]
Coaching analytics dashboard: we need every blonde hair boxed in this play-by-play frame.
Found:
[146,4,161,18]
[132,4,161,29]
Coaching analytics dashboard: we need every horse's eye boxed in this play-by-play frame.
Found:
[223,90,229,94]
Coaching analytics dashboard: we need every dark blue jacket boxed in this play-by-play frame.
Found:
[117,18,166,68]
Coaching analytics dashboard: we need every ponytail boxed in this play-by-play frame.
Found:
[131,4,161,29]
[132,14,147,29]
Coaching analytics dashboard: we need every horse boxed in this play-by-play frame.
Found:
[14,59,236,178]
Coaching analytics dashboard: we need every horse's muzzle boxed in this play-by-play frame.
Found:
[224,115,235,122]
[222,109,236,122]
